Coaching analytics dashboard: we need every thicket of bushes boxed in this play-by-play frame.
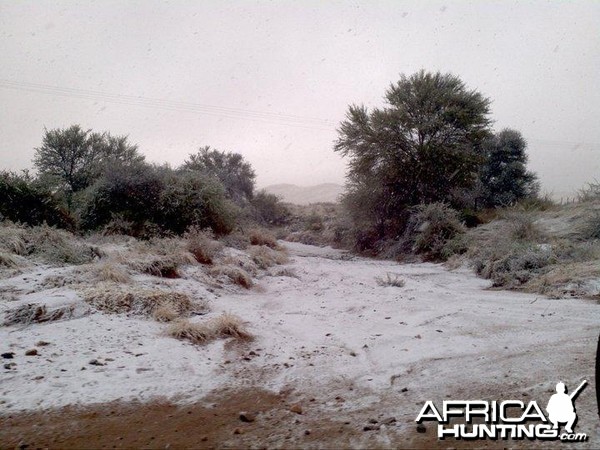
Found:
[1,125,289,239]
[0,171,74,229]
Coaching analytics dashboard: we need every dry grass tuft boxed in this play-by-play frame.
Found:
[209,265,253,288]
[0,223,98,266]
[0,251,20,268]
[83,285,204,320]
[91,261,131,283]
[185,228,223,264]
[248,245,289,269]
[269,267,299,278]
[248,228,279,249]
[375,273,406,287]
[167,313,252,345]
[123,237,197,278]
[4,303,75,326]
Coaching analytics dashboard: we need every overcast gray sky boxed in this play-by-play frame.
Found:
[1,0,598,197]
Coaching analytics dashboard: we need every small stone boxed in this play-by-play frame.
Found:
[416,424,426,433]
[363,425,380,431]
[233,428,243,435]
[290,404,303,414]
[4,363,16,370]
[33,375,44,380]
[381,417,396,425]
[35,341,50,347]
[368,418,378,424]
[89,359,105,366]
[401,387,408,393]
[25,349,38,356]
[1,352,15,359]
[239,412,256,423]
[304,430,311,435]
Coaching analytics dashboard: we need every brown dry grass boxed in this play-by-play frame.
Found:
[167,313,252,345]
[248,228,278,249]
[209,265,253,288]
[0,223,98,266]
[375,273,406,287]
[248,245,289,269]
[185,228,223,265]
[91,261,132,283]
[83,284,205,320]
[3,303,75,326]
[122,237,197,278]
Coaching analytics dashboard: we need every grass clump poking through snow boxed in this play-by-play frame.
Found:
[4,303,75,326]
[248,245,289,269]
[83,285,204,320]
[248,228,279,249]
[184,227,223,264]
[580,211,600,241]
[0,223,98,266]
[124,237,197,278]
[91,261,131,283]
[209,265,253,288]
[375,273,406,287]
[167,313,252,345]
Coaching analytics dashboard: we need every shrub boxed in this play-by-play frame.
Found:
[404,203,466,261]
[577,181,600,203]
[79,164,163,235]
[0,171,74,228]
[502,211,543,241]
[580,210,600,240]
[249,190,290,225]
[157,171,237,235]
[80,165,237,237]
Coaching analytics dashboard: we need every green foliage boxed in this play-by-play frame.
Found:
[158,171,236,235]
[183,146,256,204]
[250,190,290,225]
[0,171,74,228]
[478,129,538,207]
[34,125,144,204]
[80,164,236,237]
[405,203,466,261]
[335,71,492,247]
[80,163,163,235]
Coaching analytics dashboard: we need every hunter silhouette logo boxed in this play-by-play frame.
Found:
[416,379,588,442]
[546,380,586,434]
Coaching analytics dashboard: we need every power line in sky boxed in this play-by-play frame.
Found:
[0,79,338,132]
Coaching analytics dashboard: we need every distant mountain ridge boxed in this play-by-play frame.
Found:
[262,183,343,205]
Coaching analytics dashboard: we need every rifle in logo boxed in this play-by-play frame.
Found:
[546,380,587,433]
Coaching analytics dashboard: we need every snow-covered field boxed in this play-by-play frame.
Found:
[1,241,599,446]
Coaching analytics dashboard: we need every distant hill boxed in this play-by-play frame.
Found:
[262,183,344,205]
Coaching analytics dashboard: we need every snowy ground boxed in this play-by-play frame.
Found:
[1,241,599,447]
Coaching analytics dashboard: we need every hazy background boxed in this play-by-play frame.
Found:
[1,0,598,199]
